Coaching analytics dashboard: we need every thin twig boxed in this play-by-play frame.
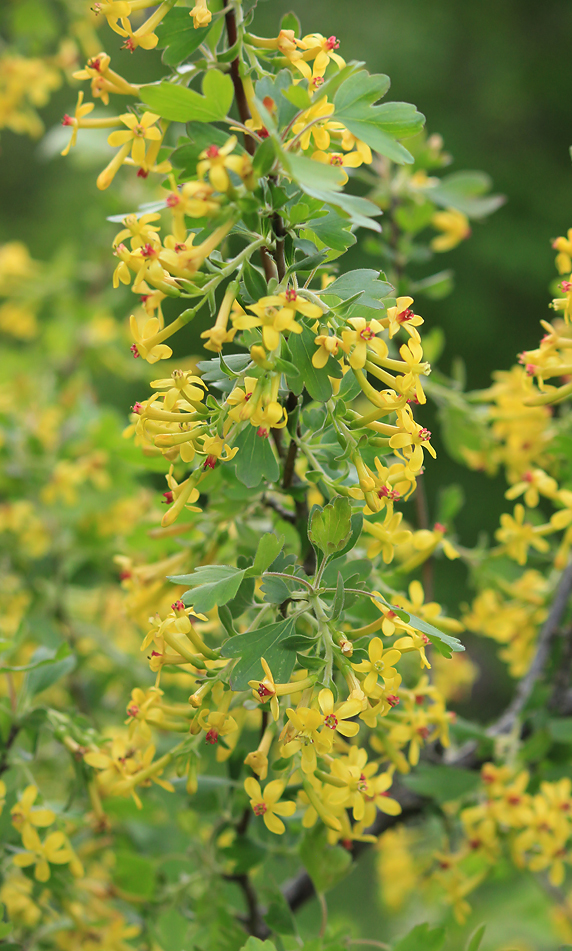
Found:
[490,557,572,736]
[262,494,296,524]
[224,8,255,156]
[226,872,268,937]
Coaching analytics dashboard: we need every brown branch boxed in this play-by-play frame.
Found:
[549,622,572,713]
[224,9,255,156]
[226,872,268,938]
[490,557,572,736]
[281,785,424,914]
[0,723,19,776]
[262,494,296,524]
[272,211,286,283]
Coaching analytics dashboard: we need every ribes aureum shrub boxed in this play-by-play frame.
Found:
[3,1,572,949]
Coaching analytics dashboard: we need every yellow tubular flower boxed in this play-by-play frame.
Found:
[11,785,56,832]
[317,688,362,738]
[13,827,74,882]
[430,208,471,252]
[106,110,162,167]
[311,148,364,186]
[495,503,551,565]
[341,317,387,370]
[190,0,211,28]
[290,96,335,151]
[298,33,346,76]
[197,135,247,192]
[232,291,319,351]
[383,296,424,340]
[351,637,402,694]
[363,505,412,563]
[244,778,296,834]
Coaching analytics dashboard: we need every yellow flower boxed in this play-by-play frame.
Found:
[297,33,346,76]
[232,292,316,351]
[244,778,296,834]
[317,688,362,738]
[197,135,249,192]
[113,212,161,251]
[311,149,364,186]
[352,637,402,694]
[552,228,572,274]
[390,406,436,470]
[430,208,471,252]
[393,580,464,634]
[505,467,558,508]
[0,872,42,927]
[11,785,56,832]
[98,111,161,189]
[495,503,551,565]
[282,706,331,774]
[129,314,173,363]
[290,96,336,151]
[313,333,342,368]
[363,506,412,563]
[190,0,211,28]
[383,296,424,339]
[13,826,74,882]
[341,316,387,370]
[248,657,280,720]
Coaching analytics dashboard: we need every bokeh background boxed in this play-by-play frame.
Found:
[2,1,572,946]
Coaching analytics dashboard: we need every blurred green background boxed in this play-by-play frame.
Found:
[2,0,571,714]
[2,1,571,945]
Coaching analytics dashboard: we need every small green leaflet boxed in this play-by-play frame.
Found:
[155,8,214,66]
[299,824,352,895]
[370,594,464,655]
[424,170,505,219]
[232,425,280,488]
[322,268,393,310]
[392,923,446,951]
[466,925,486,951]
[309,497,352,556]
[221,617,297,690]
[140,70,234,123]
[333,69,425,165]
[402,763,480,804]
[169,533,284,613]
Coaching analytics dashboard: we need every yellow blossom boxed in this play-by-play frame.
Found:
[244,778,296,834]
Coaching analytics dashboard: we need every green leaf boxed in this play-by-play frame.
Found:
[26,645,76,696]
[392,923,446,951]
[426,170,505,219]
[466,925,486,951]
[2,641,72,674]
[246,533,285,577]
[218,604,237,636]
[140,70,234,123]
[389,605,465,654]
[240,939,277,951]
[333,70,424,164]
[252,136,276,178]
[285,152,344,191]
[221,618,297,690]
[242,257,267,301]
[171,565,246,614]
[113,851,156,899]
[288,325,337,402]
[300,824,352,894]
[232,425,280,488]
[260,574,293,604]
[301,209,357,254]
[300,185,382,232]
[0,922,13,939]
[436,483,465,525]
[333,512,363,559]
[309,497,352,556]
[155,8,213,66]
[155,910,190,951]
[280,11,301,36]
[401,764,480,804]
[282,83,311,111]
[322,269,392,310]
[226,575,256,619]
[548,718,572,743]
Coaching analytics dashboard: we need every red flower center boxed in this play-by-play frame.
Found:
[130,344,140,358]
[285,289,297,301]
[127,704,139,718]
[398,308,415,323]
[206,145,220,158]
[206,728,219,745]
[162,491,174,504]
[62,114,74,126]
[166,193,180,207]
[257,427,269,438]
[386,695,400,707]
[419,427,431,441]
[324,714,338,730]
[253,802,267,816]
[325,35,340,50]
[330,154,344,166]
[257,683,273,698]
